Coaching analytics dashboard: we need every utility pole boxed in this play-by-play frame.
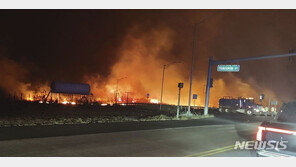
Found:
[204,52,296,115]
[125,92,131,105]
[115,77,127,105]
[177,83,184,119]
[187,24,197,116]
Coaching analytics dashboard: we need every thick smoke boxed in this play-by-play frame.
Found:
[1,10,296,106]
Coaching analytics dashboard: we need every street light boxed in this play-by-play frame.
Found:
[116,76,127,104]
[187,13,217,116]
[160,61,181,110]
[187,23,197,116]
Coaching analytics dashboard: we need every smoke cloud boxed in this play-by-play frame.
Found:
[1,10,296,106]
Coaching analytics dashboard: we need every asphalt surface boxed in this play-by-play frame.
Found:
[0,115,271,157]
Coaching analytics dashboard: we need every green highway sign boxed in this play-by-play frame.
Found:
[217,65,240,72]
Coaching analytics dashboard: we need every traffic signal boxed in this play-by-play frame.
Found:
[260,94,265,101]
[210,78,213,88]
[178,82,184,88]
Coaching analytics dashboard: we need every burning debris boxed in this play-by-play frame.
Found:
[5,79,161,106]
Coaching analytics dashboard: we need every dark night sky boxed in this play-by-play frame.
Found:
[1,10,296,103]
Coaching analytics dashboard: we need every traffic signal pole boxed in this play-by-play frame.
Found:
[177,86,181,119]
[177,82,184,119]
[204,52,296,115]
[204,56,213,115]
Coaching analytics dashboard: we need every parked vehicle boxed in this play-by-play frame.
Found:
[256,101,296,157]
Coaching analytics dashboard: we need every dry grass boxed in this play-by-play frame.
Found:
[0,101,215,127]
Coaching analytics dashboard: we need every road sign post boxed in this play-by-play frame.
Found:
[147,93,150,102]
[217,65,240,72]
[193,94,197,108]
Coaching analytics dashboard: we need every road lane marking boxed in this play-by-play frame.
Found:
[106,124,237,134]
[198,147,234,157]
[185,145,235,157]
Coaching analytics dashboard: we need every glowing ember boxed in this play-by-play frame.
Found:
[62,101,68,105]
[26,97,34,101]
[71,102,76,105]
[150,99,159,104]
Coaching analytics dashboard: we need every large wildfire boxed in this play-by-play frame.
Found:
[1,10,296,108]
[0,25,276,107]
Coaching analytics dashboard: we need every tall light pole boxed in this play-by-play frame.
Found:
[160,62,181,110]
[115,77,127,104]
[186,13,217,115]
[187,24,197,115]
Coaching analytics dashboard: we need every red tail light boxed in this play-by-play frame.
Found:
[265,127,296,135]
[256,126,265,141]
[256,126,296,141]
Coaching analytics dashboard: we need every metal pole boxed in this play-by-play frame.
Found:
[268,80,273,112]
[116,79,119,104]
[268,96,271,112]
[204,56,213,115]
[160,65,166,110]
[213,53,296,65]
[187,24,197,115]
[159,62,181,111]
[126,92,129,105]
[177,87,181,119]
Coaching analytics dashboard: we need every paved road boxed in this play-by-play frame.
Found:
[0,116,269,156]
